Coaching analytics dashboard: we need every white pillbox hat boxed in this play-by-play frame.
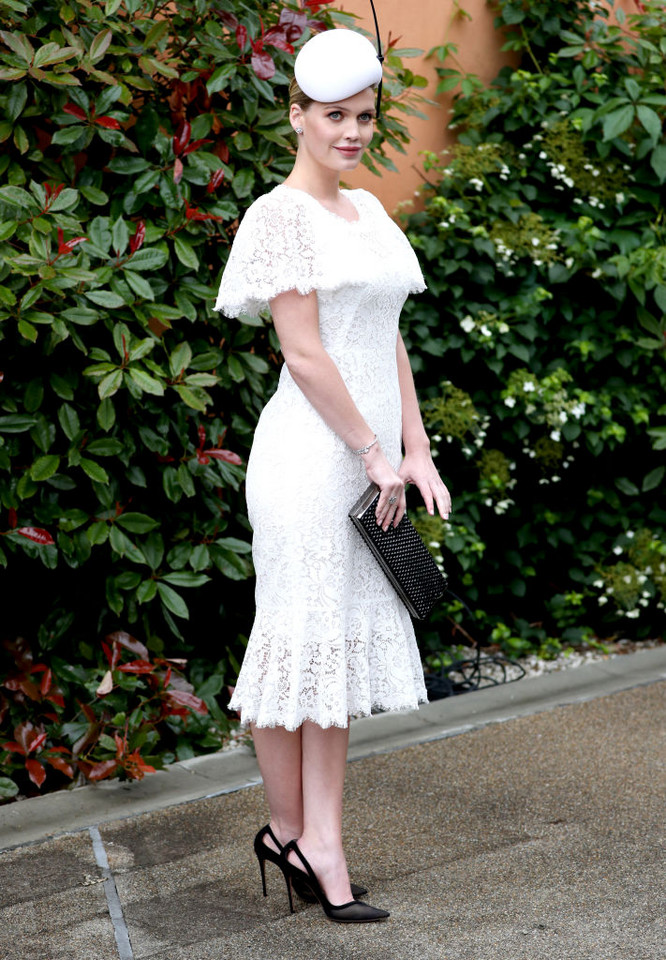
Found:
[294,29,383,104]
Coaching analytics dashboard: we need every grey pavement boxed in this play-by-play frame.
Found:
[0,646,664,960]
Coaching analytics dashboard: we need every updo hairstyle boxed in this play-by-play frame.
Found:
[289,77,314,111]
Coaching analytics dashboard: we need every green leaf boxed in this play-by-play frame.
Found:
[615,477,639,497]
[89,28,112,62]
[30,454,60,481]
[0,414,38,433]
[602,104,635,141]
[58,403,80,440]
[112,215,129,256]
[169,341,192,378]
[87,520,109,545]
[642,466,665,493]
[636,105,661,141]
[124,247,169,271]
[116,512,160,533]
[6,81,27,122]
[173,234,199,269]
[80,457,110,484]
[161,571,210,587]
[137,579,157,603]
[85,438,124,456]
[156,581,189,619]
[51,126,85,146]
[650,145,666,183]
[175,384,207,411]
[0,185,36,208]
[97,398,116,432]
[124,270,154,300]
[98,369,123,399]
[0,777,19,799]
[127,368,164,396]
[207,64,235,95]
[86,290,127,308]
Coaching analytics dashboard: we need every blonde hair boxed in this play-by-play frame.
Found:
[289,77,314,111]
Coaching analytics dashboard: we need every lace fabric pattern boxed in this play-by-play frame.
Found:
[216,185,428,730]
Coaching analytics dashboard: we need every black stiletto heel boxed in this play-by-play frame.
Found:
[254,824,283,897]
[253,825,368,902]
[280,840,389,923]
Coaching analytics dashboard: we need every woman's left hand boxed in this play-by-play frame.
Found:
[398,448,451,520]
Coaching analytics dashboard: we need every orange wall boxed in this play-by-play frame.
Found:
[339,0,644,214]
[339,0,512,213]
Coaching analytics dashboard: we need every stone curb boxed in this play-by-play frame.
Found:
[1,645,664,852]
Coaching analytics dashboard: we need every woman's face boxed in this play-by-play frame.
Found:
[291,87,376,174]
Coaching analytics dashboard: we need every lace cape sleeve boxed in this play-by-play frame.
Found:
[214,190,321,317]
[352,189,426,296]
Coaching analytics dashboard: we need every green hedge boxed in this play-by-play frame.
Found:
[0,0,426,796]
[403,0,666,662]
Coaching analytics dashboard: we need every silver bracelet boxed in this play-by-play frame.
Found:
[353,436,378,456]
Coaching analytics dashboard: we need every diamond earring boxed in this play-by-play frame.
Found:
[295,127,303,135]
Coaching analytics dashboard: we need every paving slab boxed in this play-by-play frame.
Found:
[0,649,664,960]
[99,684,666,959]
[1,645,664,851]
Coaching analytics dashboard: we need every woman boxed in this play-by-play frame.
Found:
[215,27,451,923]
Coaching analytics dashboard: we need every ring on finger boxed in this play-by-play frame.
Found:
[388,496,398,505]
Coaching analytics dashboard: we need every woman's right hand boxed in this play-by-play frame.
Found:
[361,443,405,531]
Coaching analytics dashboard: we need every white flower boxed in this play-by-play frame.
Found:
[613,546,623,555]
[498,322,509,333]
[559,411,568,423]
[592,268,602,279]
[571,402,586,419]
[550,429,561,442]
[565,257,575,269]
[625,609,640,619]
[593,580,604,589]
[523,381,536,392]
[504,396,517,408]
[460,316,475,333]
[626,530,635,539]
[623,575,632,584]
[539,151,547,159]
[598,596,609,606]
[531,237,540,246]
[574,197,583,204]
[480,324,492,337]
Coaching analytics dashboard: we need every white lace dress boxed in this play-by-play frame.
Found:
[215,183,428,730]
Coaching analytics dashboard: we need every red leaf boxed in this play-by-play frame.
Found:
[4,676,41,700]
[17,527,55,545]
[81,759,118,782]
[236,24,248,50]
[2,741,25,755]
[173,121,191,156]
[184,199,224,222]
[197,424,206,449]
[279,8,307,41]
[26,758,46,788]
[263,26,294,55]
[94,115,121,130]
[79,701,97,723]
[251,48,275,81]
[63,103,87,120]
[182,138,212,156]
[204,448,243,465]
[165,689,208,715]
[129,221,145,254]
[196,452,210,465]
[117,659,155,674]
[220,11,238,29]
[61,237,88,254]
[8,508,17,529]
[46,755,74,778]
[206,168,225,194]
[107,631,149,660]
[39,668,52,696]
[173,157,184,184]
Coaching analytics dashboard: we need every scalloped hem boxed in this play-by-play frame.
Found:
[229,694,429,732]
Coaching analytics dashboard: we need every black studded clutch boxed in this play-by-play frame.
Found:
[349,484,448,621]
